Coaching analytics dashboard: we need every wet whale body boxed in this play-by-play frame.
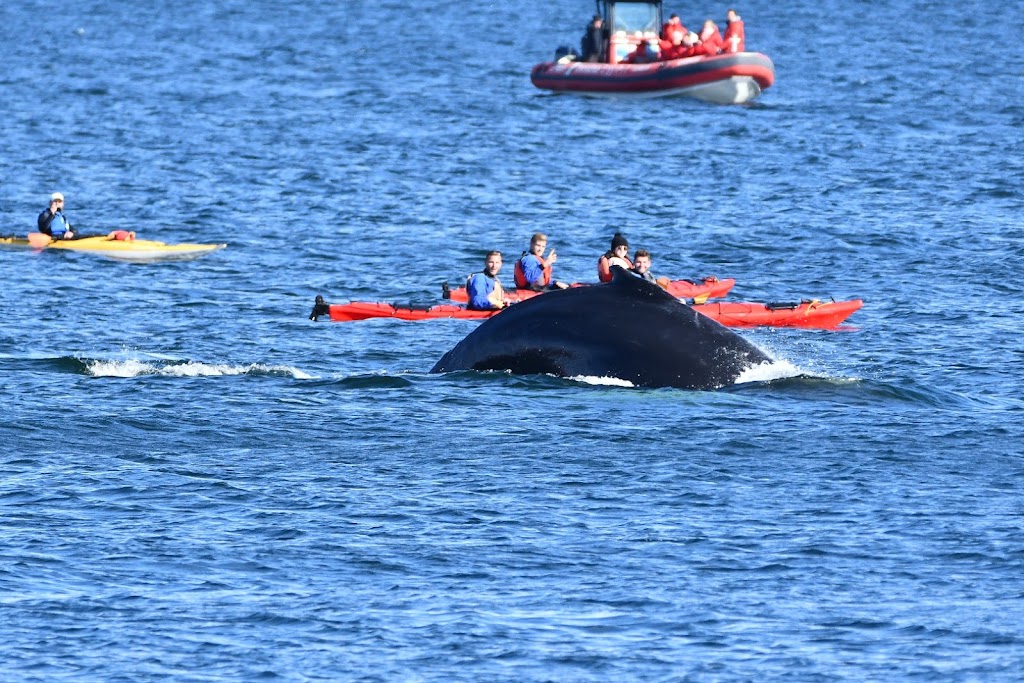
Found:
[430,268,772,390]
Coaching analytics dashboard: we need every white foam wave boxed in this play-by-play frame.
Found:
[735,359,803,384]
[569,375,636,387]
[86,359,313,380]
[86,358,153,378]
[571,361,804,389]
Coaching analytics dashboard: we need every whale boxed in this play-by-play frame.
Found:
[430,267,773,390]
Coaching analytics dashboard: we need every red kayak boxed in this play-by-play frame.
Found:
[311,297,862,329]
[693,299,863,329]
[443,276,734,304]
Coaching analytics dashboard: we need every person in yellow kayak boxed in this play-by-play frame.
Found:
[32,191,135,244]
[37,192,74,239]
[466,251,508,311]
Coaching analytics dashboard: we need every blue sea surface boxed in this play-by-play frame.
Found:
[2,0,1023,680]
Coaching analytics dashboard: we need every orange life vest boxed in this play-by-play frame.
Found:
[597,254,633,282]
[514,253,552,289]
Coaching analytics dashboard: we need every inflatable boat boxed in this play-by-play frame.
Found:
[531,52,774,104]
[532,0,773,104]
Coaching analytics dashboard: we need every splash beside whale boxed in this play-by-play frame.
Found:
[430,268,773,390]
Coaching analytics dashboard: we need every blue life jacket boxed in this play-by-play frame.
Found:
[466,272,502,310]
[50,211,71,237]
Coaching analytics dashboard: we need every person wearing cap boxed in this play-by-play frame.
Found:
[597,233,634,282]
[513,233,569,292]
[37,192,74,239]
[466,251,508,311]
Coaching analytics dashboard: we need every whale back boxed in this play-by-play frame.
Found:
[431,268,771,390]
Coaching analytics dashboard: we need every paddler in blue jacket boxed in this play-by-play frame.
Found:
[37,192,74,239]
[466,251,508,311]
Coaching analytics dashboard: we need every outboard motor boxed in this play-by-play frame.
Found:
[553,46,579,63]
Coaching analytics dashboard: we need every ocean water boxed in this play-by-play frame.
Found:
[2,0,1023,680]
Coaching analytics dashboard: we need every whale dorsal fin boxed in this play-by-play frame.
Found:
[609,265,676,301]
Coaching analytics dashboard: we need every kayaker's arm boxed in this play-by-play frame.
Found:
[37,208,55,235]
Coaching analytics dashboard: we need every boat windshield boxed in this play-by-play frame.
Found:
[612,3,659,34]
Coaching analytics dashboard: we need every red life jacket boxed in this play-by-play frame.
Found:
[660,19,687,41]
[700,25,724,54]
[723,20,745,53]
[623,44,653,64]
[597,254,634,283]
[661,43,693,60]
[514,253,552,289]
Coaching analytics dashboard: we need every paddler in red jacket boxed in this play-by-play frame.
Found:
[514,233,568,292]
[699,19,724,54]
[723,9,745,53]
[597,233,633,282]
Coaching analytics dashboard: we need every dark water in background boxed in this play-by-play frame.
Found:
[2,0,1023,680]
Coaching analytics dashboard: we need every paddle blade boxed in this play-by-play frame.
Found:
[27,232,52,248]
[692,293,710,304]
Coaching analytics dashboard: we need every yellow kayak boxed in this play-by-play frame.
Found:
[0,232,226,262]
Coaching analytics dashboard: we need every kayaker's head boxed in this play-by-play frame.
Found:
[633,249,652,275]
[50,192,64,211]
[483,250,503,277]
[610,233,629,260]
[529,233,548,257]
